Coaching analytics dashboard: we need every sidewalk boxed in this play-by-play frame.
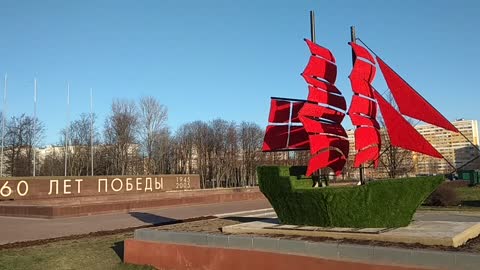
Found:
[0,199,271,245]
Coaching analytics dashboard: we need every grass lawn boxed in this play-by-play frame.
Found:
[420,183,480,210]
[0,232,153,270]
[456,186,480,202]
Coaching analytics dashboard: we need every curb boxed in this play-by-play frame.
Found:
[134,229,480,270]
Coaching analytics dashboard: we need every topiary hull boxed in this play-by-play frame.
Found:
[258,166,443,228]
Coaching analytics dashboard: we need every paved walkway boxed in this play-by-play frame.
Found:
[415,210,480,222]
[0,199,271,244]
[2,199,480,245]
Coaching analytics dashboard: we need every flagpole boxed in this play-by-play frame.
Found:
[0,73,6,177]
[33,78,37,176]
[65,82,70,176]
[90,88,94,176]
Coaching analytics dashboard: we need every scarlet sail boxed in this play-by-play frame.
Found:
[373,89,443,158]
[263,98,309,151]
[262,35,454,177]
[377,57,459,133]
[299,39,348,176]
[348,42,381,168]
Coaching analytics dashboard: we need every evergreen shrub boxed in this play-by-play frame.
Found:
[258,166,443,228]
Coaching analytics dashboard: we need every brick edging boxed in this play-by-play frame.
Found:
[133,229,480,270]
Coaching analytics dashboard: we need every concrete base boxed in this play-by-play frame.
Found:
[125,238,430,270]
[126,228,480,270]
[222,218,480,247]
[0,188,263,218]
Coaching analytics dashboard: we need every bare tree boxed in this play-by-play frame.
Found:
[208,119,238,187]
[58,113,99,176]
[152,127,172,174]
[5,114,44,176]
[238,122,263,186]
[39,146,64,176]
[169,120,266,188]
[138,96,168,174]
[171,123,195,174]
[104,99,139,175]
[379,139,414,178]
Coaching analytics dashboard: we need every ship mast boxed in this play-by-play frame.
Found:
[309,10,326,186]
[350,26,365,185]
[310,11,316,43]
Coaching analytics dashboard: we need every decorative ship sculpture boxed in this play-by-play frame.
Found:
[257,11,477,228]
[262,33,459,177]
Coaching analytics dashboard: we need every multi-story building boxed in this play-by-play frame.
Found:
[345,119,480,179]
[415,119,479,174]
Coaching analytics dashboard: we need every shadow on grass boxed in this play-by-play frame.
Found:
[129,212,177,225]
[221,216,278,224]
[461,200,480,207]
[111,241,125,261]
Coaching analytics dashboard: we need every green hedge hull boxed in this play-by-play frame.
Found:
[258,166,443,228]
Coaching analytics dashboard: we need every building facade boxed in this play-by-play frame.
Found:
[415,119,479,174]
[346,119,480,179]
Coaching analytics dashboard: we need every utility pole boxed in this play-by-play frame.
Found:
[33,78,37,176]
[1,74,6,177]
[90,88,94,176]
[65,82,70,176]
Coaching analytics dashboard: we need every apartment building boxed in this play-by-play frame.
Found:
[345,119,479,178]
[415,119,479,174]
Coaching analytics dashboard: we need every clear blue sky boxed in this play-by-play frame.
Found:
[0,0,479,145]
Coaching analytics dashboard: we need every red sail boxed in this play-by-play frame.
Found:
[302,74,341,94]
[309,134,349,156]
[355,127,381,151]
[354,146,380,168]
[302,56,337,85]
[262,125,309,151]
[350,59,376,84]
[350,42,375,63]
[349,95,377,117]
[306,149,346,176]
[349,113,380,129]
[299,103,345,123]
[377,57,459,133]
[268,99,304,123]
[300,39,348,176]
[299,116,347,138]
[348,42,380,168]
[263,97,309,151]
[373,89,443,158]
[349,77,374,97]
[305,39,335,62]
[307,86,346,111]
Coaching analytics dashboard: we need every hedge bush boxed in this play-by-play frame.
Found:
[258,166,443,228]
[425,183,460,206]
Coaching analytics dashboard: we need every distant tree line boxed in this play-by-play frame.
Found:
[1,100,419,187]
[0,94,421,186]
[0,96,310,187]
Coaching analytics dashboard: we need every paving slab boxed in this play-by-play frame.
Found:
[0,199,270,245]
[222,218,480,247]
